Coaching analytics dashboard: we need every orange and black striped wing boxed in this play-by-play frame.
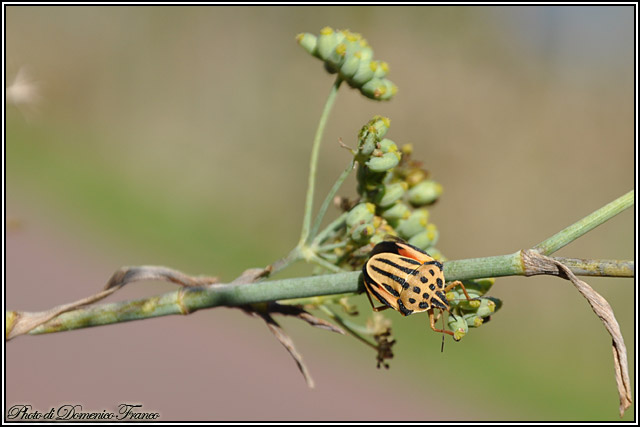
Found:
[368,239,434,264]
[363,251,423,315]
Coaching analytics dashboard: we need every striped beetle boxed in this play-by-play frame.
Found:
[362,238,474,341]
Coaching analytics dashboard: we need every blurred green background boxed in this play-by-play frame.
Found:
[6,5,634,421]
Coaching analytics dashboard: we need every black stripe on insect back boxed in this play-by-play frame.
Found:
[368,241,407,257]
[396,298,414,316]
[430,297,448,311]
[374,257,420,275]
[382,283,401,298]
[369,265,408,289]
[422,260,444,270]
[363,278,395,310]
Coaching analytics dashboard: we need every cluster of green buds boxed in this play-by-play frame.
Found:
[446,278,502,341]
[341,116,444,261]
[322,116,502,340]
[297,27,397,101]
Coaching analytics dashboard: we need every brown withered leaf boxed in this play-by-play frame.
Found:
[7,266,219,341]
[522,250,632,417]
[244,308,315,388]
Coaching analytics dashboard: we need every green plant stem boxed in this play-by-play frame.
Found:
[268,247,301,276]
[309,158,355,242]
[18,256,632,337]
[318,305,377,349]
[317,241,348,252]
[10,189,634,338]
[533,190,634,255]
[309,253,345,273]
[298,76,343,247]
[312,211,348,247]
[443,252,526,281]
[552,257,634,278]
[278,292,357,307]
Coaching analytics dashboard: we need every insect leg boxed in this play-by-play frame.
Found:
[444,280,478,302]
[428,309,454,337]
[364,287,391,312]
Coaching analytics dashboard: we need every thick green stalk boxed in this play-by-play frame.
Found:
[25,272,360,335]
[10,189,634,338]
[19,256,633,336]
[552,257,634,278]
[298,76,343,246]
[444,252,525,281]
[534,190,634,255]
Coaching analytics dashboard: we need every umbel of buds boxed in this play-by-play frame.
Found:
[322,116,502,342]
[347,116,444,252]
[297,27,398,101]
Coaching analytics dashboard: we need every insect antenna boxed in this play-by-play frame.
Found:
[440,312,446,353]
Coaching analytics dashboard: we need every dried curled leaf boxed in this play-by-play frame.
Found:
[244,309,316,388]
[232,267,344,388]
[522,249,632,417]
[6,266,219,341]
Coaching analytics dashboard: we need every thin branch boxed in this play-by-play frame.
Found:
[318,305,377,349]
[298,76,343,246]
[309,158,355,242]
[533,190,633,255]
[311,211,348,248]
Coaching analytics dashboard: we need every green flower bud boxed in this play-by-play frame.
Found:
[325,42,348,71]
[356,45,373,62]
[351,59,376,87]
[370,116,390,139]
[405,168,427,188]
[476,298,496,318]
[366,151,401,173]
[378,138,398,154]
[427,247,445,261]
[296,33,318,56]
[316,27,342,61]
[396,209,429,239]
[358,131,377,156]
[299,28,396,101]
[407,223,439,250]
[361,78,396,100]
[485,296,502,312]
[346,202,376,228]
[463,313,484,328]
[350,223,375,243]
[339,53,361,79]
[373,61,389,79]
[408,180,443,207]
[381,201,410,222]
[445,291,458,303]
[454,290,480,310]
[357,168,388,195]
[447,315,468,341]
[373,182,407,208]
[461,278,495,297]
[357,116,391,157]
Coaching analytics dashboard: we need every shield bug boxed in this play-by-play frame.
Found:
[362,238,474,340]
